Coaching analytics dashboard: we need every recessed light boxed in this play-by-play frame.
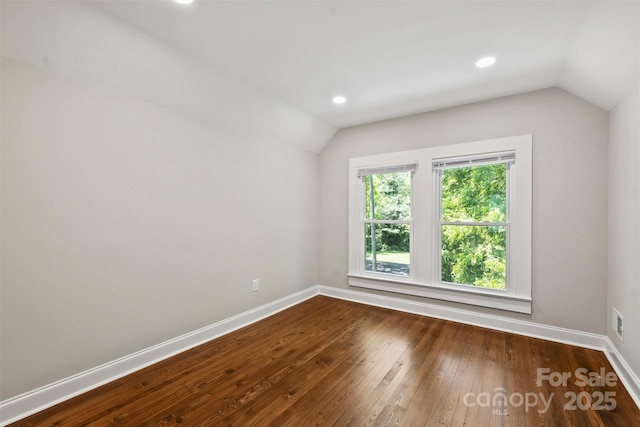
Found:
[332,95,347,105]
[475,56,496,68]
[173,0,194,4]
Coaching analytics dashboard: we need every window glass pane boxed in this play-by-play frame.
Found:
[365,172,411,220]
[441,225,506,289]
[441,163,506,222]
[365,223,410,276]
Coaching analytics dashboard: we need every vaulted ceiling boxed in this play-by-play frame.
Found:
[2,1,638,152]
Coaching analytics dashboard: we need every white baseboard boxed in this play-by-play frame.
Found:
[2,284,639,425]
[603,337,640,409]
[318,285,640,409]
[0,286,319,426]
[318,285,604,349]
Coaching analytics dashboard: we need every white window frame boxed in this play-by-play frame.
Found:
[348,135,532,314]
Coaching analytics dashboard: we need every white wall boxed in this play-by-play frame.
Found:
[608,83,640,378]
[319,88,609,333]
[0,59,319,400]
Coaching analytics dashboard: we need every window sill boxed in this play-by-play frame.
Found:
[348,274,532,314]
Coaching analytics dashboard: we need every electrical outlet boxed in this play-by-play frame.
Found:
[612,307,623,342]
[252,279,260,292]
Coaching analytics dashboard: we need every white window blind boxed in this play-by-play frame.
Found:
[432,152,515,171]
[357,163,417,178]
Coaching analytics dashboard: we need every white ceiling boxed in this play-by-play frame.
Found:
[92,0,639,129]
[2,1,638,152]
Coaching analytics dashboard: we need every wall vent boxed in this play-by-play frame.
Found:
[612,307,624,342]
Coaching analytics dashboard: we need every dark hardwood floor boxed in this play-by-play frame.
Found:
[11,296,640,426]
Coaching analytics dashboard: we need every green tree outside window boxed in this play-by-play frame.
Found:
[440,163,508,289]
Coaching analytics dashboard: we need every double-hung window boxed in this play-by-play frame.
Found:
[359,165,415,277]
[435,153,513,290]
[348,135,532,313]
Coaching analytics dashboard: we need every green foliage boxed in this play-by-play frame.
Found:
[365,172,411,221]
[441,225,506,289]
[362,164,508,289]
[441,163,507,289]
[365,172,411,256]
[365,223,410,255]
[441,163,506,223]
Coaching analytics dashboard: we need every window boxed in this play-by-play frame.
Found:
[360,166,414,276]
[348,135,532,313]
[436,154,513,290]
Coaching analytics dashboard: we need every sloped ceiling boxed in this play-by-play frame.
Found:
[2,1,638,152]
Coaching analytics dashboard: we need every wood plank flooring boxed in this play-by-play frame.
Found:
[11,296,640,426]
